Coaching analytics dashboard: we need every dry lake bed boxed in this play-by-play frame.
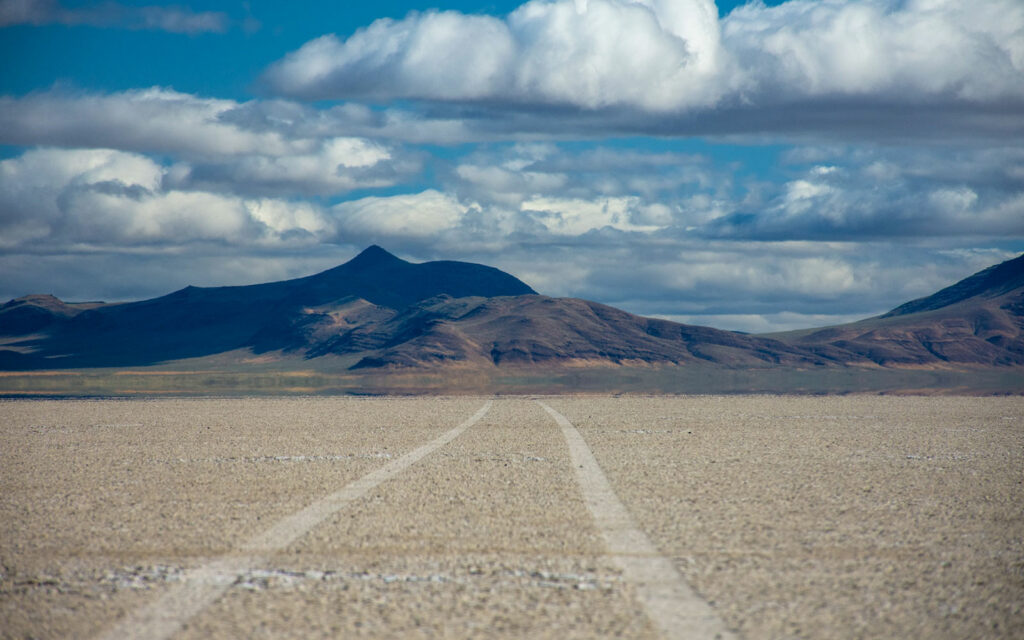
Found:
[1,395,1021,639]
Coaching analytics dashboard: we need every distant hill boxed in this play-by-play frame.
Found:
[1,247,1022,373]
[772,254,1024,367]
[281,294,829,370]
[0,295,109,335]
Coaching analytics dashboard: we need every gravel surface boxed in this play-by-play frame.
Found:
[547,395,1024,640]
[2,395,1021,639]
[179,398,651,639]
[0,397,484,638]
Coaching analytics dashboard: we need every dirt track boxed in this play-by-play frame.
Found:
[1,396,1022,639]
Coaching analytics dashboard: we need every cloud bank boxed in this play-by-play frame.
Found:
[0,89,419,196]
[3,139,1018,331]
[264,0,1024,111]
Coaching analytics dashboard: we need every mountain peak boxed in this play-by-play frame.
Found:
[882,253,1024,318]
[346,245,405,269]
[3,294,64,310]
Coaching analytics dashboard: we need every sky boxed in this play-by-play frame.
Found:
[1,0,1022,333]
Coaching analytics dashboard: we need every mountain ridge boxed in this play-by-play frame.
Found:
[1,247,1022,373]
[881,254,1024,318]
[0,246,536,368]
[776,254,1024,368]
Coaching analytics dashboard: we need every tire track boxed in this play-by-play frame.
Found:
[96,400,493,640]
[537,400,736,640]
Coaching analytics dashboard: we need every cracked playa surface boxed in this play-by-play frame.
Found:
[2,395,1023,639]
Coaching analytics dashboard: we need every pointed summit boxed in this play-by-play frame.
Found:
[345,245,406,269]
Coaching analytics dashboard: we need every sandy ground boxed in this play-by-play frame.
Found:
[547,396,1024,640]
[1,395,1022,639]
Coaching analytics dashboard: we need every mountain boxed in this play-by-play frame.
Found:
[0,246,536,368]
[773,254,1024,367]
[1,247,1022,374]
[284,294,829,370]
[881,254,1024,318]
[0,295,109,335]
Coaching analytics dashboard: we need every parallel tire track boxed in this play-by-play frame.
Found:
[96,400,493,640]
[537,400,736,640]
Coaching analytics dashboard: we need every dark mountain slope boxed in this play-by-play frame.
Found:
[0,295,110,335]
[882,254,1024,318]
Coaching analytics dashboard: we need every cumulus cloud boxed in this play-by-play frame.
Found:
[172,137,417,197]
[705,146,1024,240]
[0,138,1020,333]
[1,143,1018,334]
[264,0,726,110]
[521,196,663,234]
[263,0,1024,116]
[0,89,302,156]
[724,0,1024,102]
[330,190,476,240]
[446,143,723,223]
[0,0,228,33]
[0,89,419,196]
[0,148,337,249]
[436,237,1024,332]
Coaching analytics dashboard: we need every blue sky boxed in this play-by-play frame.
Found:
[1,0,1022,332]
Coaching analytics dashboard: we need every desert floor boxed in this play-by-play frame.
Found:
[1,395,1021,639]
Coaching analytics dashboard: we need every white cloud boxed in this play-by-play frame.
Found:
[59,188,255,244]
[0,147,162,247]
[175,136,409,197]
[0,139,1020,335]
[724,0,1024,102]
[454,163,569,206]
[780,179,837,216]
[649,253,861,299]
[0,89,418,196]
[0,89,301,156]
[265,0,725,110]
[0,148,336,249]
[247,199,332,237]
[707,145,1024,240]
[521,196,663,234]
[263,0,1024,113]
[331,190,474,239]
